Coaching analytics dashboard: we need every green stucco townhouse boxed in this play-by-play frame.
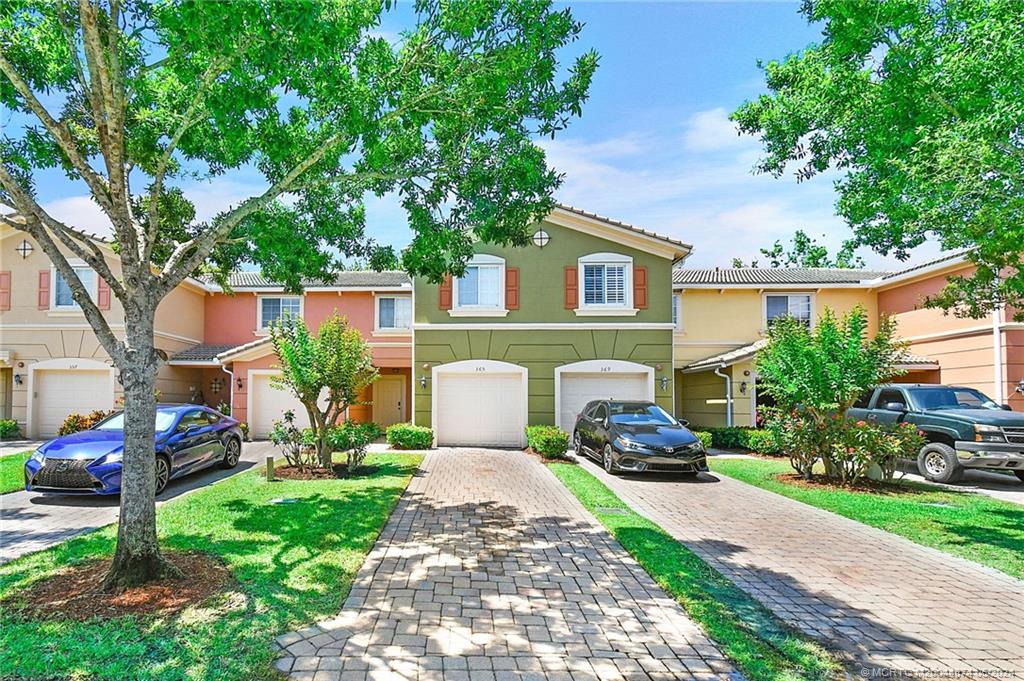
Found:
[412,205,690,447]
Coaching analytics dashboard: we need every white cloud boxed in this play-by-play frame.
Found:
[682,107,752,153]
[41,195,113,237]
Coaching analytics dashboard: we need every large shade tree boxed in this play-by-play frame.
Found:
[0,0,596,589]
[733,0,1024,319]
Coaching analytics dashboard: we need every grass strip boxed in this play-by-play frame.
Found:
[0,450,30,494]
[709,457,1024,579]
[0,452,422,681]
[549,462,841,681]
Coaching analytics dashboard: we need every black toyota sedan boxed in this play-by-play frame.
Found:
[572,400,707,475]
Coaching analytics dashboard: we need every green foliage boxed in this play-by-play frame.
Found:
[710,457,1024,580]
[385,423,433,450]
[744,429,780,456]
[693,431,713,451]
[691,427,780,455]
[525,425,570,460]
[0,452,422,680]
[57,410,116,436]
[238,422,250,442]
[0,451,31,494]
[550,463,840,680]
[270,314,378,467]
[268,410,318,472]
[215,402,231,416]
[733,0,1024,319]
[0,0,597,287]
[734,229,865,269]
[0,419,19,439]
[325,421,380,470]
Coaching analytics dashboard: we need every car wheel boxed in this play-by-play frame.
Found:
[603,444,618,475]
[220,437,241,469]
[917,443,963,484]
[1014,470,1024,484]
[573,431,583,456]
[154,455,171,496]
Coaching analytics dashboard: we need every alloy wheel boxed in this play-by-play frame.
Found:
[603,444,614,473]
[924,450,947,477]
[155,457,170,495]
[573,432,582,456]
[225,439,240,466]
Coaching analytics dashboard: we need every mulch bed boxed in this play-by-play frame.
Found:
[273,463,376,480]
[775,472,922,495]
[14,551,232,620]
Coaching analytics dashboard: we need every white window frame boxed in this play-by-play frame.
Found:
[576,252,635,316]
[672,293,683,332]
[375,294,412,333]
[762,292,815,330]
[257,295,303,331]
[51,261,97,311]
[450,253,508,317]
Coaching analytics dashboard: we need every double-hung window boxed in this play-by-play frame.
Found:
[259,296,302,330]
[764,293,812,327]
[377,296,411,331]
[454,254,504,312]
[53,265,96,309]
[578,253,633,310]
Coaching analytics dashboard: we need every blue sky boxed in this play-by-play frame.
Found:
[31,2,943,270]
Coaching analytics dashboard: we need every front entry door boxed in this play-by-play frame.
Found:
[374,375,405,427]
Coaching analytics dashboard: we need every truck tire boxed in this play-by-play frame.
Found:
[917,443,963,484]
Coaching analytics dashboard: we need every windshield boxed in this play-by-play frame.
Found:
[609,403,678,426]
[95,410,179,432]
[908,387,1000,411]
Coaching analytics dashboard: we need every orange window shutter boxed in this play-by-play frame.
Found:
[38,270,50,309]
[505,267,520,310]
[564,266,578,309]
[439,274,453,310]
[634,266,648,309]
[97,277,111,310]
[0,271,10,311]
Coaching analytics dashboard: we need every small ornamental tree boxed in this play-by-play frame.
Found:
[270,314,378,469]
[0,0,595,589]
[756,306,907,479]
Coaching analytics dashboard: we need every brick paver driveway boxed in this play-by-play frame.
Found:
[275,448,735,681]
[0,440,274,563]
[574,454,1024,679]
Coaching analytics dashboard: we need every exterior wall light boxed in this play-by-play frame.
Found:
[739,381,748,395]
[531,229,550,248]
[236,377,244,390]
[659,376,669,391]
[13,374,22,386]
[1016,378,1024,395]
[419,376,428,389]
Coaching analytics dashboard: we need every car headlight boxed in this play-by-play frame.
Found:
[974,424,1005,443]
[616,437,646,451]
[29,449,45,463]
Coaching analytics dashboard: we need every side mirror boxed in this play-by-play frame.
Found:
[884,402,907,412]
[602,418,610,429]
[678,419,689,427]
[1002,404,1013,411]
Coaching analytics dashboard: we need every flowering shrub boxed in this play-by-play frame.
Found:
[58,409,116,435]
[269,410,318,471]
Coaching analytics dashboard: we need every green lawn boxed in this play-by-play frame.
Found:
[0,452,422,681]
[0,450,30,494]
[710,457,1024,580]
[549,463,840,681]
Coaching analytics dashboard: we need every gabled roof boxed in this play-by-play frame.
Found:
[673,267,888,287]
[167,344,241,365]
[877,250,971,283]
[553,204,693,252]
[215,337,275,363]
[683,339,939,373]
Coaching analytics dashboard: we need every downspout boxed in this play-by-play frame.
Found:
[220,363,234,415]
[713,365,733,427]
[992,304,1004,403]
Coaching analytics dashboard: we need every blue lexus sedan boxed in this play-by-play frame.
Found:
[24,404,244,496]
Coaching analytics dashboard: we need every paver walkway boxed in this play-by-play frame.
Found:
[274,448,736,681]
[0,441,273,563]
[573,454,1024,679]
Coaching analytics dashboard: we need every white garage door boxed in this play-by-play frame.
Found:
[35,369,114,437]
[558,372,650,430]
[436,372,525,447]
[250,373,310,439]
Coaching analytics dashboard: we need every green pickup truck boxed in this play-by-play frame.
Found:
[847,384,1024,484]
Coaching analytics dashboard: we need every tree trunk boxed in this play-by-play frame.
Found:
[101,302,180,592]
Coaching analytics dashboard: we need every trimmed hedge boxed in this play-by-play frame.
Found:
[692,425,780,455]
[385,423,433,450]
[693,431,713,450]
[525,425,570,460]
[0,419,19,439]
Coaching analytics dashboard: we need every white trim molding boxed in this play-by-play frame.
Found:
[51,260,98,311]
[374,293,412,333]
[413,322,675,331]
[256,294,303,331]
[553,359,655,431]
[451,253,508,317]
[577,252,633,313]
[762,291,815,329]
[28,357,116,438]
[431,359,529,448]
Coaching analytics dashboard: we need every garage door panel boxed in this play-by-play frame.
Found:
[35,369,114,437]
[559,372,649,430]
[250,374,314,439]
[436,372,525,447]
